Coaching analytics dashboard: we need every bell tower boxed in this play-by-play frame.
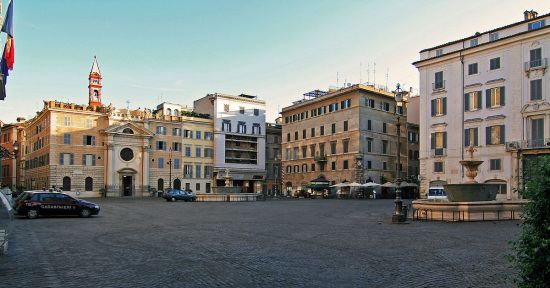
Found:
[88,56,102,106]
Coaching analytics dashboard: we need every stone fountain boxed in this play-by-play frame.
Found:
[211,169,243,194]
[443,146,499,202]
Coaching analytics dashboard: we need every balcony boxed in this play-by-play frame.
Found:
[524,58,548,72]
[314,153,327,162]
[521,138,550,149]
[432,80,445,91]
[430,148,446,157]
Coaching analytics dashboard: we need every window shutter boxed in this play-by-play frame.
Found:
[486,127,491,145]
[431,100,435,116]
[443,132,447,148]
[92,155,96,166]
[542,19,546,27]
[431,133,435,149]
[486,89,491,108]
[83,135,86,145]
[83,154,86,165]
[70,153,74,165]
[528,23,533,30]
[464,93,469,111]
[500,125,505,144]
[92,136,96,146]
[156,141,160,150]
[501,86,505,106]
[473,128,478,146]
[442,97,447,115]
[173,128,176,136]
[477,91,482,109]
[464,129,470,147]
[157,126,161,134]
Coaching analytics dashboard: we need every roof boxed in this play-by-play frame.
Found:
[90,56,101,74]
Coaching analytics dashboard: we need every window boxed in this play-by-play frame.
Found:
[157,126,167,135]
[311,163,316,172]
[239,106,245,114]
[434,162,444,172]
[83,135,96,146]
[310,144,316,157]
[470,38,478,47]
[486,125,505,145]
[530,79,542,101]
[195,147,201,157]
[330,141,337,154]
[64,116,71,126]
[286,165,291,173]
[224,104,229,112]
[286,133,290,142]
[311,127,315,137]
[468,63,478,75]
[490,57,500,70]
[328,103,338,112]
[195,131,201,139]
[158,179,164,192]
[253,124,261,135]
[431,98,447,116]
[344,121,348,131]
[184,129,193,138]
[254,108,259,116]
[85,177,93,191]
[205,166,213,178]
[366,98,375,108]
[464,91,482,111]
[486,86,505,107]
[157,141,167,151]
[185,147,191,157]
[294,165,299,173]
[431,132,447,155]
[464,128,479,147]
[302,129,306,139]
[302,146,307,158]
[238,122,246,134]
[531,118,544,147]
[331,161,336,170]
[383,162,387,171]
[319,143,325,157]
[382,140,388,154]
[382,123,387,134]
[302,164,307,173]
[367,120,372,131]
[184,165,193,178]
[86,119,93,129]
[528,19,546,30]
[489,32,499,41]
[341,99,351,109]
[293,147,299,159]
[434,71,444,89]
[367,138,373,153]
[436,49,443,56]
[60,153,74,165]
[331,123,336,134]
[222,120,231,132]
[158,158,164,169]
[530,48,542,68]
[320,126,324,136]
[396,105,403,115]
[196,165,201,178]
[173,128,182,136]
[172,142,182,152]
[381,102,390,111]
[286,149,291,160]
[205,148,213,158]
[343,160,349,170]
[63,133,71,144]
[490,159,501,170]
[204,132,213,140]
[174,158,180,169]
[294,131,298,140]
[83,154,96,166]
[343,140,349,153]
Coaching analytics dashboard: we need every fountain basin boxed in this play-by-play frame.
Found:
[211,186,243,194]
[444,183,499,202]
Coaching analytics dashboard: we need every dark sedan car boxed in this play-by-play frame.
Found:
[164,189,197,202]
[13,191,100,219]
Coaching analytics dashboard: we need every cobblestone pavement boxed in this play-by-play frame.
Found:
[1,198,521,287]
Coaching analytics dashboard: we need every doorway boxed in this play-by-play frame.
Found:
[123,175,132,196]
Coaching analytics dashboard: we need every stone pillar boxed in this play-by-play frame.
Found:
[106,143,114,196]
[142,145,150,197]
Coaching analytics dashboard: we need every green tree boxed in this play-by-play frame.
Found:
[507,156,550,287]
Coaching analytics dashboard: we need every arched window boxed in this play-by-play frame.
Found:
[166,108,172,116]
[62,176,71,191]
[122,128,134,134]
[174,109,179,116]
[158,179,164,191]
[85,177,93,191]
[174,179,181,190]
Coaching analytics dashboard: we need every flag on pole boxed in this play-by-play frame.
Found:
[1,0,14,71]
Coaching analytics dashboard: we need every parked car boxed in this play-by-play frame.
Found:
[13,191,100,219]
[164,189,197,202]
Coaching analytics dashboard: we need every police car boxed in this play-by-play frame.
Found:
[13,191,100,219]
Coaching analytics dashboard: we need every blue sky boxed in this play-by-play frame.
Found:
[1,0,550,123]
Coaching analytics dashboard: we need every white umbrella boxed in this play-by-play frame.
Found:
[331,183,349,188]
[348,182,363,187]
[382,182,397,188]
[362,182,381,187]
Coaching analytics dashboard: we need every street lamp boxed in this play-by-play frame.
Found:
[392,84,407,223]
[168,147,173,190]
[0,140,19,185]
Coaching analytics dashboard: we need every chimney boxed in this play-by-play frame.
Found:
[524,10,538,20]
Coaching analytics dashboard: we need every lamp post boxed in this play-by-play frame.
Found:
[168,147,173,190]
[392,84,407,223]
[0,140,19,186]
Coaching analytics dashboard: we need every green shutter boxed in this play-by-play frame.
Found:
[464,129,470,147]
[443,132,447,148]
[473,128,478,146]
[501,86,505,106]
[464,94,469,111]
[486,89,491,108]
[477,91,482,109]
[442,98,447,115]
[431,100,436,116]
[486,127,491,145]
[500,125,505,144]
[83,154,86,165]
[431,133,435,149]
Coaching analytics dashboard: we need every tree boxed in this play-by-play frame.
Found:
[507,155,550,287]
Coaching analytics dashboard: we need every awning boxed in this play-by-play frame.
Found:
[306,184,331,189]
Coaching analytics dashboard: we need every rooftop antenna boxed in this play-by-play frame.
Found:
[385,68,389,90]
[367,63,370,85]
[337,72,339,88]
[373,63,376,87]
[360,62,362,84]
[126,100,130,111]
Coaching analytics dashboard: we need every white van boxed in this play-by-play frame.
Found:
[427,187,447,200]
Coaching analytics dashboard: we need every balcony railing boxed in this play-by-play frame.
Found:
[522,138,550,149]
[524,58,548,71]
[432,80,445,91]
[430,148,446,157]
[314,153,327,162]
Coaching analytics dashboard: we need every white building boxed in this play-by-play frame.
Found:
[413,10,550,199]
[194,93,266,193]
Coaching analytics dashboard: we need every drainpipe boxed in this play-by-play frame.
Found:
[460,47,465,181]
